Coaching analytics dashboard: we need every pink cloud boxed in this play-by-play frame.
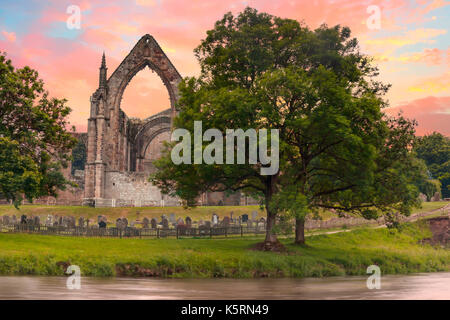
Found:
[386,96,450,136]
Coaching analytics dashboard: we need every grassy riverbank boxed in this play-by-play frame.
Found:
[0,219,448,278]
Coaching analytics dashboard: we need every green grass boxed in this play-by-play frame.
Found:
[0,219,448,278]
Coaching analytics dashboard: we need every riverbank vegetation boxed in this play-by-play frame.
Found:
[0,218,448,278]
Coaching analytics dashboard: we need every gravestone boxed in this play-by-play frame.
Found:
[26,216,33,225]
[46,215,54,226]
[78,217,84,227]
[205,221,211,228]
[432,192,441,202]
[2,215,10,225]
[11,215,17,225]
[169,213,176,223]
[151,218,157,229]
[185,216,192,227]
[122,218,129,228]
[252,211,258,221]
[162,217,169,229]
[34,216,40,226]
[242,214,248,223]
[198,219,204,226]
[177,218,185,226]
[418,193,427,202]
[212,214,218,226]
[221,216,230,227]
[20,214,27,224]
[142,217,150,228]
[116,218,123,229]
[230,211,234,222]
[98,220,107,228]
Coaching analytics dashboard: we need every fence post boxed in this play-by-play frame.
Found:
[225,227,227,238]
[210,227,212,239]
[176,227,179,239]
[157,228,160,239]
[241,225,243,237]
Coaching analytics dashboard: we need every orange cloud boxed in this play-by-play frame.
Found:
[396,48,444,65]
[2,31,16,42]
[408,71,450,94]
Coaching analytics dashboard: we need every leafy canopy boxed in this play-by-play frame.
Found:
[151,8,423,243]
[0,53,76,206]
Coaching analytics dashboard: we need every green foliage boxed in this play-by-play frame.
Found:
[0,52,76,206]
[0,138,40,207]
[151,7,423,244]
[71,138,86,174]
[414,132,450,198]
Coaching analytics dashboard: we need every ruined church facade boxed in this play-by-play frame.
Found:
[83,35,250,207]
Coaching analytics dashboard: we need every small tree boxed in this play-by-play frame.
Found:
[0,53,76,206]
[151,8,422,248]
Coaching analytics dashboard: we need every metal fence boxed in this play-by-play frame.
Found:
[0,223,267,239]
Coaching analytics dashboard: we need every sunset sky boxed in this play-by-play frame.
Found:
[0,0,449,135]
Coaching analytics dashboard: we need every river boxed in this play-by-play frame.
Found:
[0,272,449,299]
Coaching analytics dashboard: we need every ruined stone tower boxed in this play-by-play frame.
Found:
[83,34,182,207]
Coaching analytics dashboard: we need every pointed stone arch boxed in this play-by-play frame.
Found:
[106,34,182,120]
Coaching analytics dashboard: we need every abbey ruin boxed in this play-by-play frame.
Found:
[42,35,256,208]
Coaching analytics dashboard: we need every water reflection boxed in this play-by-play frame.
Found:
[0,273,448,300]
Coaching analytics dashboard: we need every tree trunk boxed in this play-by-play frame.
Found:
[295,218,305,245]
[264,206,277,244]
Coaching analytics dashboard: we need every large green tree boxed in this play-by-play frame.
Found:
[0,52,76,206]
[151,8,422,247]
[414,132,450,199]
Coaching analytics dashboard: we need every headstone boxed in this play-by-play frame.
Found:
[116,218,123,229]
[162,217,169,229]
[212,213,218,226]
[242,214,248,223]
[169,213,176,223]
[418,193,427,202]
[432,192,441,202]
[122,217,128,228]
[34,216,40,226]
[142,217,150,228]
[230,211,234,222]
[78,217,84,227]
[177,218,185,226]
[198,219,204,226]
[2,215,10,225]
[20,214,27,224]
[185,216,192,227]
[46,215,54,226]
[221,216,230,227]
[98,220,107,228]
[251,211,258,221]
[11,215,17,225]
[205,221,211,228]
[151,218,157,229]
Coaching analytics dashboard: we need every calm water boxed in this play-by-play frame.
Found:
[0,273,449,300]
